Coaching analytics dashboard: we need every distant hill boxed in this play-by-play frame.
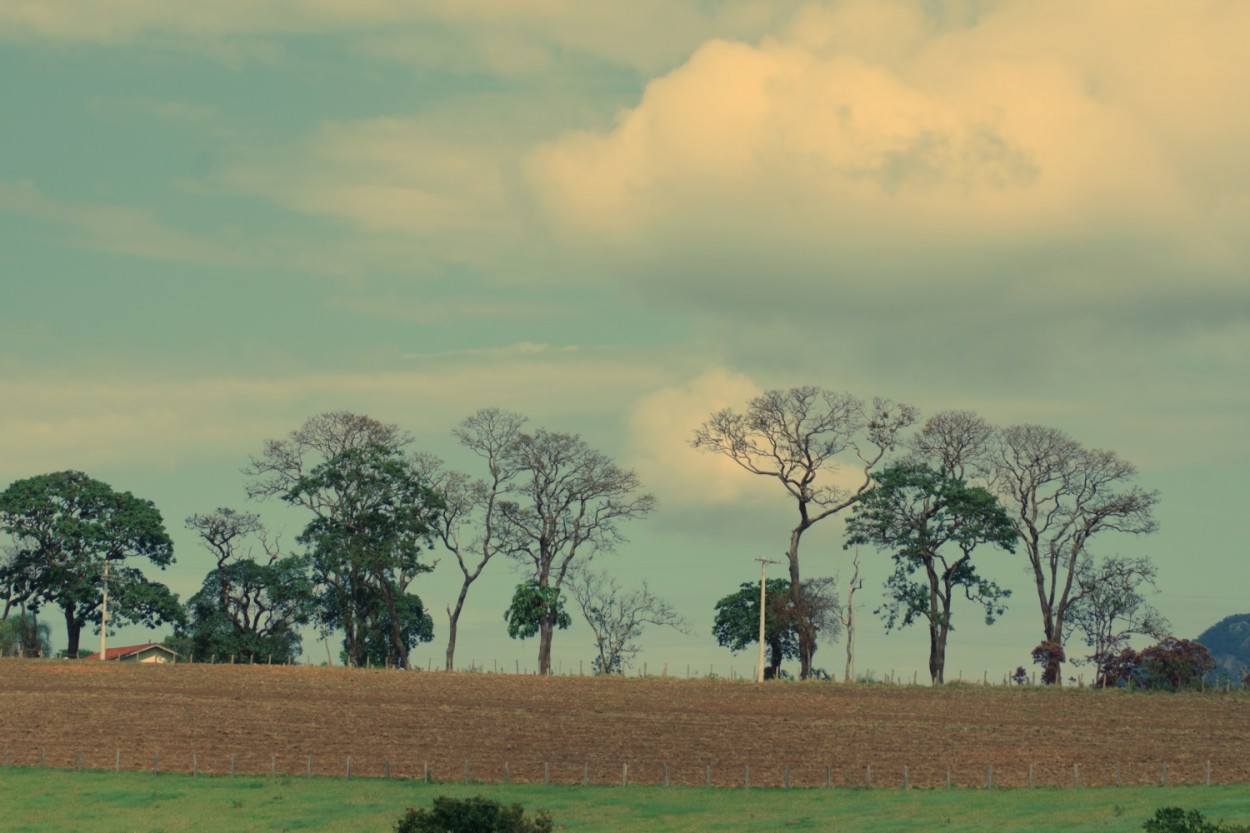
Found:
[1196,613,1250,678]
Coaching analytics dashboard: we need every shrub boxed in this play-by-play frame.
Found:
[395,796,553,833]
[1143,807,1250,833]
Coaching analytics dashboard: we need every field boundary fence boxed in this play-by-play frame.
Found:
[3,746,1244,790]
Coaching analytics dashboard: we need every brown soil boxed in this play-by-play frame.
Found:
[1,660,1247,788]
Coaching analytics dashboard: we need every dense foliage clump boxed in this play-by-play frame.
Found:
[395,796,553,833]
[1143,807,1250,833]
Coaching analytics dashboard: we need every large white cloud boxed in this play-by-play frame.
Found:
[527,0,1250,293]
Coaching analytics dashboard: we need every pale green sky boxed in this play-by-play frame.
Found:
[2,1,1247,677]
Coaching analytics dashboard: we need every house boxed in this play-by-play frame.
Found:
[82,643,178,663]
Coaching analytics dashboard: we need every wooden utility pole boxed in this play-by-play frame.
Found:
[99,558,109,661]
[755,557,778,683]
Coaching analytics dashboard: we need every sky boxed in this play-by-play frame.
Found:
[2,0,1247,680]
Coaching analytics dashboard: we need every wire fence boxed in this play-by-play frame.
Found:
[3,746,1243,790]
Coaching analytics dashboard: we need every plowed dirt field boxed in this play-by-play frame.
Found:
[2,660,1247,789]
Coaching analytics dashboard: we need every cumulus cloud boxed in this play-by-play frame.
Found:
[624,367,766,507]
[526,0,1250,308]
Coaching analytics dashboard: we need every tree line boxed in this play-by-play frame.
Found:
[0,389,1190,686]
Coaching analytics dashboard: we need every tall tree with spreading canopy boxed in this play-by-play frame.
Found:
[845,461,1017,684]
[497,428,655,675]
[418,408,526,671]
[245,413,442,668]
[692,387,916,678]
[0,471,180,657]
[992,425,1159,684]
[178,508,313,663]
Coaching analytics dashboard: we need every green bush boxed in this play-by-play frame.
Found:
[1143,807,1250,833]
[395,795,553,833]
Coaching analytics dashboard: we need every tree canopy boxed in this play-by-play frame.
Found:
[0,471,180,657]
[845,461,1017,684]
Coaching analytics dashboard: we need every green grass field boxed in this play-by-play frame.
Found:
[3,767,1249,832]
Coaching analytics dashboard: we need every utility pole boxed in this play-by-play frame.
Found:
[99,558,109,661]
[755,557,778,683]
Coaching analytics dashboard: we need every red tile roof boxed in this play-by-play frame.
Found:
[81,643,176,661]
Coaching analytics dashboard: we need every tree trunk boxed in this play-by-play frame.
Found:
[445,608,460,672]
[929,623,944,684]
[788,522,813,679]
[445,583,471,672]
[64,606,80,658]
[538,619,553,675]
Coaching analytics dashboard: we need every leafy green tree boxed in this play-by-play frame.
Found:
[177,508,313,663]
[0,471,180,657]
[713,578,796,679]
[504,580,571,643]
[245,413,443,669]
[845,462,1017,684]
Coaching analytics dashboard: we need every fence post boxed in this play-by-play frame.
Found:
[1028,763,1034,788]
[39,747,46,767]
[544,762,550,786]
[622,762,628,787]
[825,765,831,789]
[463,760,469,784]
[346,756,353,780]
[307,756,313,777]
[903,766,909,791]
[193,752,198,777]
[152,754,159,774]
[1163,761,1169,787]
[987,765,993,789]
[1206,760,1212,786]
[273,756,278,779]
[1073,763,1081,788]
[947,765,952,790]
[784,765,791,789]
[582,762,588,786]
[505,762,510,784]
[116,750,121,774]
[385,757,390,781]
[1116,762,1121,787]
[230,755,237,777]
[77,751,83,772]
[865,765,871,789]
[662,762,669,787]
[744,764,749,789]
[423,761,429,783]
[708,765,713,788]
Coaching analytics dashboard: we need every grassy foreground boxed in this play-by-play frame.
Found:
[3,768,1250,832]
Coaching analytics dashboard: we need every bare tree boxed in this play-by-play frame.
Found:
[839,550,863,683]
[910,410,995,481]
[1065,554,1170,686]
[418,408,526,671]
[499,428,655,675]
[567,570,687,675]
[993,425,1159,684]
[692,387,916,678]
